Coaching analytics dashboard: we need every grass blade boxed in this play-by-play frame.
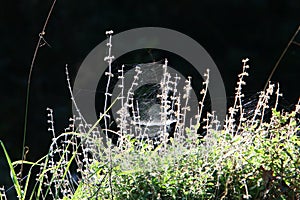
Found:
[0,140,23,199]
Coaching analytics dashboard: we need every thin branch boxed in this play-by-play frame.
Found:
[263,25,300,91]
[21,0,58,185]
[292,41,300,46]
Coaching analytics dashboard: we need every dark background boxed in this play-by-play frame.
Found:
[0,0,299,198]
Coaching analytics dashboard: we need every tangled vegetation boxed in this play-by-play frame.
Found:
[1,32,299,200]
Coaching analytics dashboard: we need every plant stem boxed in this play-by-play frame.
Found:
[21,0,57,185]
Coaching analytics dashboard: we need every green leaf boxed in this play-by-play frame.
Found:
[0,140,23,199]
